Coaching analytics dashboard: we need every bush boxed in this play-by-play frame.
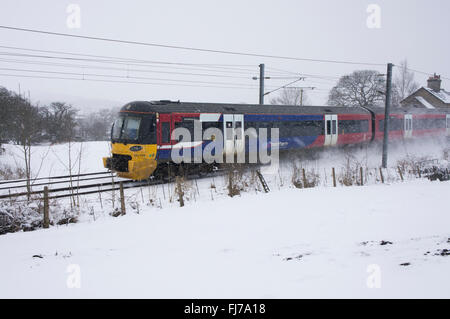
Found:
[0,164,27,180]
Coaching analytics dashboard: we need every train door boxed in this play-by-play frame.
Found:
[404,114,413,138]
[324,114,338,146]
[157,113,173,147]
[223,114,244,158]
[446,115,450,136]
[234,114,244,156]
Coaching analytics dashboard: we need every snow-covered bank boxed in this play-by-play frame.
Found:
[0,142,110,178]
[0,180,449,298]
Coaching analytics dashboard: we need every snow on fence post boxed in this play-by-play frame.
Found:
[398,166,404,181]
[379,167,385,184]
[360,167,364,186]
[332,167,336,187]
[43,186,50,229]
[119,182,126,215]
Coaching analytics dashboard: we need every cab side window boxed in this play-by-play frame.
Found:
[162,122,170,143]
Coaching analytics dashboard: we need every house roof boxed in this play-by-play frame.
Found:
[423,87,450,104]
[415,96,435,109]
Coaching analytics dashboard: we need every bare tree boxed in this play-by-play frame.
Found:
[328,70,385,107]
[43,102,78,143]
[14,100,43,199]
[393,59,419,107]
[270,88,310,106]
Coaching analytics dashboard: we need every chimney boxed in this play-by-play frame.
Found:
[427,73,441,92]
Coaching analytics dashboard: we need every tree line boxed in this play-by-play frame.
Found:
[0,86,118,148]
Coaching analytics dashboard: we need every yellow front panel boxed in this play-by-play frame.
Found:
[106,143,158,180]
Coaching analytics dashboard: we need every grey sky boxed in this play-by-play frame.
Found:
[0,0,449,112]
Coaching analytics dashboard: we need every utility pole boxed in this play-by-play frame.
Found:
[259,63,265,105]
[382,63,393,168]
[285,86,315,106]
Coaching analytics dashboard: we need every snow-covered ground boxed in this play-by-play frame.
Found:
[1,141,110,178]
[0,139,449,298]
[0,179,449,298]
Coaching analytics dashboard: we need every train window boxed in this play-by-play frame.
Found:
[332,120,337,135]
[202,121,221,130]
[392,118,403,131]
[112,117,124,139]
[139,115,157,144]
[226,122,233,139]
[161,122,170,143]
[174,119,203,141]
[277,120,323,137]
[245,121,257,130]
[379,118,403,131]
[339,120,369,134]
[235,121,242,140]
[122,117,141,140]
[414,118,446,130]
[326,120,331,135]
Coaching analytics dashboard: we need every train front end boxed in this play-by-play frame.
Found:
[103,105,157,180]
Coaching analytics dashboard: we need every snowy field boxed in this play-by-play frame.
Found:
[0,139,449,298]
[0,180,449,298]
[1,141,110,177]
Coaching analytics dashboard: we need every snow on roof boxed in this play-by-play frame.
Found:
[424,87,450,104]
[415,96,435,109]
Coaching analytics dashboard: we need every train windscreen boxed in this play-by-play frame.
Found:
[111,114,156,144]
[111,116,141,141]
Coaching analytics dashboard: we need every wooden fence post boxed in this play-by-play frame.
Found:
[398,166,404,181]
[176,176,185,207]
[379,167,385,184]
[360,167,364,186]
[43,186,49,229]
[332,167,336,187]
[302,168,307,188]
[228,169,233,197]
[120,182,126,215]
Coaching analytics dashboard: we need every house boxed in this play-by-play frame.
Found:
[400,74,450,109]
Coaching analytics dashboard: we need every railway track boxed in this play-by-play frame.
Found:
[0,173,125,192]
[0,167,228,201]
[0,171,111,186]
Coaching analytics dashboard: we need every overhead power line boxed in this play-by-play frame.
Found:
[264,78,306,96]
[400,66,450,81]
[0,73,264,90]
[0,25,386,66]
[0,56,255,80]
[0,66,261,87]
[0,51,263,75]
[0,44,257,69]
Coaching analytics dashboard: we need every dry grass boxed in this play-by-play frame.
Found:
[291,163,320,189]
[0,164,26,180]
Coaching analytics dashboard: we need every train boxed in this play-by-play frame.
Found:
[103,100,450,180]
